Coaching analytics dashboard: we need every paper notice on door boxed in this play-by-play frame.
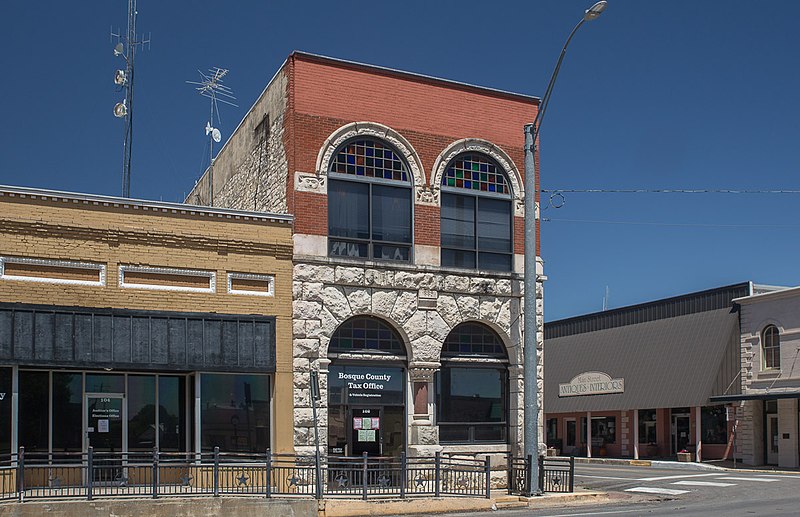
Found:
[353,417,362,430]
[371,418,380,430]
[98,419,109,433]
[357,430,377,442]
[361,418,372,430]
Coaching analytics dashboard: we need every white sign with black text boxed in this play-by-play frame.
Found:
[559,371,625,397]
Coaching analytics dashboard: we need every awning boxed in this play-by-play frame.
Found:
[710,391,800,402]
[545,308,740,413]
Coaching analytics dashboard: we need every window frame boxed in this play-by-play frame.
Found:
[440,153,514,272]
[327,138,414,264]
[762,324,781,370]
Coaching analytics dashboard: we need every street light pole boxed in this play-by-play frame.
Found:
[523,0,608,495]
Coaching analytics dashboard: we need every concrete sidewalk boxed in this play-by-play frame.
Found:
[574,456,800,475]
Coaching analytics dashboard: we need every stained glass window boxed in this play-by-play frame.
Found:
[442,154,509,194]
[330,139,409,182]
[441,323,507,358]
[329,317,405,353]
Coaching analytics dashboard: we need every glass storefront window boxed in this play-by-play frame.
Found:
[201,374,269,452]
[86,374,124,393]
[128,375,156,451]
[19,371,49,452]
[0,368,11,454]
[436,367,506,443]
[159,376,186,452]
[638,409,657,444]
[591,416,616,445]
[52,373,82,452]
[701,406,727,445]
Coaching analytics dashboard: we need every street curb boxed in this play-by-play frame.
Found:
[574,457,726,471]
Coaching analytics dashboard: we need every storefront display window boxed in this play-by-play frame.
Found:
[200,373,269,453]
[159,376,186,451]
[86,373,125,393]
[128,375,156,450]
[638,409,657,444]
[701,406,727,445]
[19,371,48,452]
[51,372,82,452]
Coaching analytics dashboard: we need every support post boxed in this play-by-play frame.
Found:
[362,452,368,500]
[399,451,406,499]
[265,449,272,498]
[633,409,640,460]
[17,446,24,503]
[586,412,592,458]
[695,406,702,462]
[506,455,512,495]
[538,455,545,493]
[525,454,532,496]
[484,455,491,499]
[434,451,441,498]
[86,446,92,501]
[152,447,159,498]
[568,456,575,492]
[213,446,220,497]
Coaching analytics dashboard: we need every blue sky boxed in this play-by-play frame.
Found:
[2,1,799,320]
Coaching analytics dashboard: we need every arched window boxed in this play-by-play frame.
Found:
[436,323,508,443]
[763,325,781,369]
[329,316,405,355]
[440,153,513,271]
[328,139,412,262]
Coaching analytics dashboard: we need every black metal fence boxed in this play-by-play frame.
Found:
[507,455,574,495]
[0,448,491,503]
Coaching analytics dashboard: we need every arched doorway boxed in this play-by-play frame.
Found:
[327,316,407,457]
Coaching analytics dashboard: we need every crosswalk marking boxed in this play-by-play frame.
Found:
[722,477,779,482]
[672,480,736,487]
[574,474,635,481]
[625,487,690,495]
[638,473,720,482]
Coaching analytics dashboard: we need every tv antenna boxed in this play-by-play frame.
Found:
[187,67,237,207]
[111,0,150,198]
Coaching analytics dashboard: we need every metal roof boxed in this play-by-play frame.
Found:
[544,308,741,413]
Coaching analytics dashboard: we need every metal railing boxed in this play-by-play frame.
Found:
[507,455,574,495]
[0,448,491,503]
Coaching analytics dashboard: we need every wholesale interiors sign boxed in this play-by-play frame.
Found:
[559,371,624,397]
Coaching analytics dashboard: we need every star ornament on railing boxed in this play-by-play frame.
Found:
[115,473,129,488]
[237,473,249,486]
[289,474,301,487]
[414,474,426,488]
[377,474,391,487]
[456,476,469,489]
[334,473,349,488]
[49,475,62,489]
[180,470,194,487]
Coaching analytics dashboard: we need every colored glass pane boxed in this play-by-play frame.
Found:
[442,154,509,195]
[330,140,409,182]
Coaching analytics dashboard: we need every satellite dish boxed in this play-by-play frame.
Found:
[114,42,124,56]
[211,128,221,143]
[113,100,127,118]
[114,69,127,86]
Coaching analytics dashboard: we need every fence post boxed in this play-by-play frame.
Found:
[506,455,512,495]
[361,452,368,500]
[484,455,491,499]
[524,454,532,497]
[399,451,406,499]
[434,451,441,498]
[568,456,574,493]
[315,448,323,499]
[213,446,220,497]
[152,447,159,499]
[538,455,545,493]
[86,446,93,501]
[265,449,272,499]
[17,446,24,503]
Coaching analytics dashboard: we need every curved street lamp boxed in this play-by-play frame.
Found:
[523,0,608,496]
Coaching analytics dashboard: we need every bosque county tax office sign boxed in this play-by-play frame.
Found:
[559,371,624,397]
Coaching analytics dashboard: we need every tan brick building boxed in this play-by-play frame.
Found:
[0,185,295,457]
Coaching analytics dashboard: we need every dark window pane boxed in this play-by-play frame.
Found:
[329,239,369,258]
[201,374,270,453]
[591,417,616,445]
[474,425,505,442]
[19,371,49,452]
[437,367,504,423]
[638,409,657,444]
[478,252,512,272]
[442,323,506,358]
[477,198,511,252]
[372,185,411,243]
[372,244,410,262]
[439,425,470,442]
[328,180,369,240]
[86,373,124,393]
[441,194,475,248]
[128,375,156,451]
[0,368,11,454]
[329,317,404,353]
[159,376,186,452]
[441,249,476,269]
[701,406,727,445]
[52,373,82,452]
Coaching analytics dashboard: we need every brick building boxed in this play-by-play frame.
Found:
[186,52,543,461]
[0,185,295,458]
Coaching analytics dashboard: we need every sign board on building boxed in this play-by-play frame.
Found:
[559,371,624,397]
[328,365,404,405]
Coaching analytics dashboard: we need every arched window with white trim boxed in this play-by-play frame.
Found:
[440,153,513,271]
[762,324,781,369]
[327,138,413,262]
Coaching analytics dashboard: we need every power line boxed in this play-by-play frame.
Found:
[543,217,800,229]
[541,188,800,194]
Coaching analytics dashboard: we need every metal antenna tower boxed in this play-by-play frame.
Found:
[187,68,238,207]
[111,0,150,198]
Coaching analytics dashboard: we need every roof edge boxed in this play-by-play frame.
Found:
[734,285,799,305]
[0,184,293,224]
[290,50,540,104]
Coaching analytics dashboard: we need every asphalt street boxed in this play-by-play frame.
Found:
[439,463,800,517]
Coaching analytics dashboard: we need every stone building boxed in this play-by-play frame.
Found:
[186,51,543,461]
[0,184,295,457]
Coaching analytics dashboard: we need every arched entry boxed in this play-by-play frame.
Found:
[327,316,407,457]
